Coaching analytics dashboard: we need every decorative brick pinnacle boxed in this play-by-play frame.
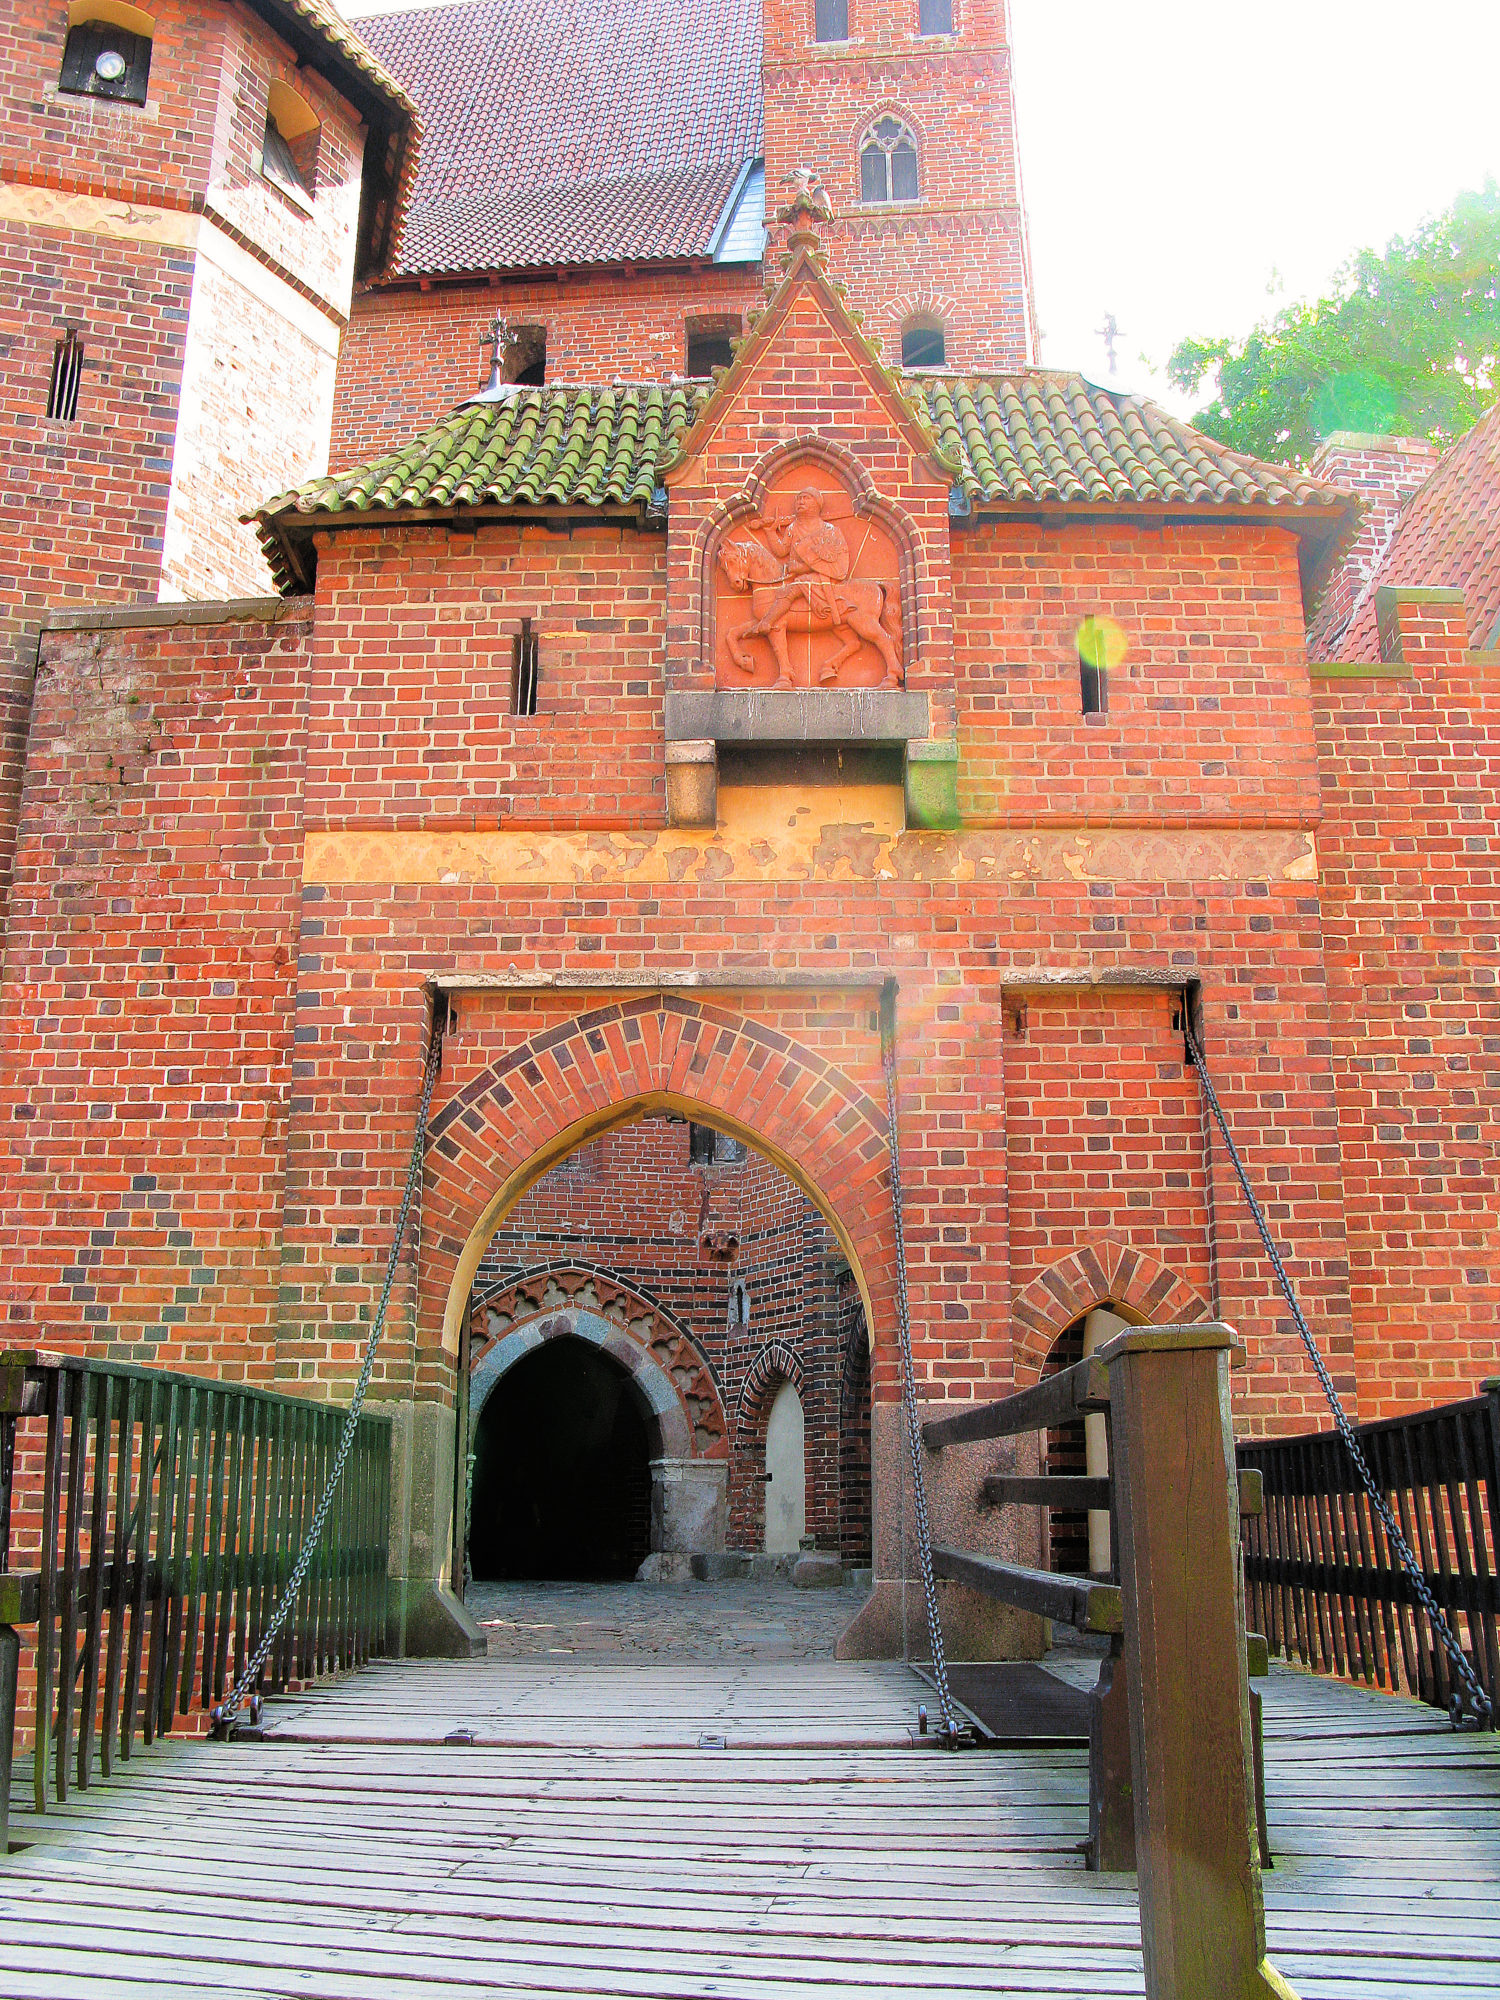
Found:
[776,165,835,232]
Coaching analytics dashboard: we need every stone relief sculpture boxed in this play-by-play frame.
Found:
[714,482,906,690]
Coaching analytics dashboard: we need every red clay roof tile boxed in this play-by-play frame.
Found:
[1332,405,1500,658]
[357,0,764,278]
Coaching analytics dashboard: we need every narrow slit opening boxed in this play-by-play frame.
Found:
[47,331,84,423]
[511,617,539,717]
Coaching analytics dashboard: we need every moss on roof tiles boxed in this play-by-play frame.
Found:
[924,374,1348,515]
[253,372,1354,594]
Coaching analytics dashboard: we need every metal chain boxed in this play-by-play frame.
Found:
[1185,1017,1492,1728]
[213,1014,446,1731]
[879,983,960,1741]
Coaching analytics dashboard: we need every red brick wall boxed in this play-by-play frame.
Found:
[1306,434,1444,660]
[331,269,765,468]
[1003,988,1214,1318]
[306,527,669,831]
[0,511,1440,1631]
[275,866,1352,1447]
[0,1,229,203]
[952,520,1320,826]
[1313,600,1500,1413]
[1,0,366,297]
[0,0,370,880]
[0,223,191,894]
[0,605,310,1382]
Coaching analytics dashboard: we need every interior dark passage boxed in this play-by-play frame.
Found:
[469,1338,652,1580]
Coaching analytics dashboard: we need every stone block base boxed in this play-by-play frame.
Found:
[390,1579,486,1659]
[835,1577,1046,1661]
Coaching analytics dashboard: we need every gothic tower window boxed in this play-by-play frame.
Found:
[815,0,849,40]
[859,117,919,204]
[59,7,154,106]
[918,0,954,33]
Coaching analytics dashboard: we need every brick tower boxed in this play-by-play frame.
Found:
[0,0,415,889]
[760,0,1036,371]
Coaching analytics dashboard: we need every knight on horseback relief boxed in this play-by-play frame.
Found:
[714,475,906,691]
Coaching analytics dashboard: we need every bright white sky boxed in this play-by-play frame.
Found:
[1011,0,1500,411]
[339,0,1500,416]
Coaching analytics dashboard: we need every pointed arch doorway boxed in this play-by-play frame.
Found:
[422,998,889,1625]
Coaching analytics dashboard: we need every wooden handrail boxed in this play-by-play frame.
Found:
[0,1350,393,1857]
[979,1469,1264,1517]
[921,1352,1110,1449]
[924,1321,1295,2000]
[980,1473,1112,1510]
[931,1546,1123,1633]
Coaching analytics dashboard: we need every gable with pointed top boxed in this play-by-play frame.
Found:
[663,239,959,732]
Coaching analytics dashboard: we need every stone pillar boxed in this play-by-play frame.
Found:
[650,1457,728,1552]
[375,1396,485,1659]
[835,1401,1046,1660]
[665,738,717,825]
[1082,1306,1128,1574]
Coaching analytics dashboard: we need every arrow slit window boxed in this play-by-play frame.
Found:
[512,618,540,717]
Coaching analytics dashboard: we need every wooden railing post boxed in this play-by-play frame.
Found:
[1100,1324,1296,2000]
[0,1377,20,1854]
[0,1347,395,1832]
[0,1619,15,1857]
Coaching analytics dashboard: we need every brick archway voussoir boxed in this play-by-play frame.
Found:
[1011,1240,1213,1386]
[423,996,893,1364]
[736,1340,806,1432]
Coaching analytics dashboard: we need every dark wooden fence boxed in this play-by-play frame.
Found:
[1238,1382,1500,1716]
[1,1349,391,1846]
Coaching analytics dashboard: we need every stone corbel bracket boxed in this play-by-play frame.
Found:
[663,688,957,829]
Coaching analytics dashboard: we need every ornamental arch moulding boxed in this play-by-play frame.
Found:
[704,440,917,691]
[468,1264,727,1461]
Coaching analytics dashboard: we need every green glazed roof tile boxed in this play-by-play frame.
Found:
[253,371,1355,593]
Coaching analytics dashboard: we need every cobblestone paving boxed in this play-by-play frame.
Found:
[466,1577,870,1659]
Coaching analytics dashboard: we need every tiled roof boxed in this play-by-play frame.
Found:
[355,0,764,277]
[1330,405,1500,658]
[393,161,752,277]
[250,1,421,271]
[254,374,1355,593]
[922,375,1351,514]
[255,384,709,588]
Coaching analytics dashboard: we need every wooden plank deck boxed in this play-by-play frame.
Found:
[3,1654,1497,1997]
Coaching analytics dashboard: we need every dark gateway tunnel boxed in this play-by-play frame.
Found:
[469,1337,653,1580]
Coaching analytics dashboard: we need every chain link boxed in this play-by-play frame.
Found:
[879,983,960,1741]
[1185,1016,1492,1728]
[214,1014,446,1730]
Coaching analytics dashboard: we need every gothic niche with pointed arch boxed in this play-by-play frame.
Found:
[709,456,913,691]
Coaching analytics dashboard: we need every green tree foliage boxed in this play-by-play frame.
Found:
[1167,183,1500,462]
